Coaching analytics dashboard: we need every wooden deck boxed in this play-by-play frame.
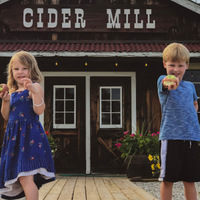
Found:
[39,175,158,200]
[0,175,158,200]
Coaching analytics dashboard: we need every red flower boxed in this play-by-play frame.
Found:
[115,143,122,148]
[45,131,50,135]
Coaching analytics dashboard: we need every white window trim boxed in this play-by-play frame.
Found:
[100,86,122,128]
[53,85,76,129]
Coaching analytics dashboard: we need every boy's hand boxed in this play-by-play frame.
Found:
[162,75,179,90]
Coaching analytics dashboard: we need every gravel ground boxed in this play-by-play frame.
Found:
[134,181,200,200]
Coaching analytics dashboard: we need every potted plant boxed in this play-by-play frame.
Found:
[115,128,160,179]
[45,131,59,158]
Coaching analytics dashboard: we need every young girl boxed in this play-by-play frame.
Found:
[0,51,55,200]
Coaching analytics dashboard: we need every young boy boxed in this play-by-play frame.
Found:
[157,43,200,200]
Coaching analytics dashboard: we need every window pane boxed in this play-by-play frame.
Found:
[102,101,110,112]
[65,113,74,124]
[65,101,74,111]
[55,100,64,111]
[66,88,74,99]
[56,88,64,99]
[112,101,120,112]
[112,88,120,100]
[102,89,110,99]
[55,113,64,124]
[102,113,110,124]
[112,113,120,124]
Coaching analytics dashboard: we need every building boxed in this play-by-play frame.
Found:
[0,0,200,174]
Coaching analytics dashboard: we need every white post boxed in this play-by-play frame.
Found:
[131,74,137,133]
[85,75,91,174]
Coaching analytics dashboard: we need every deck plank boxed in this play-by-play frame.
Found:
[43,178,67,200]
[39,179,60,200]
[85,177,100,200]
[117,177,158,200]
[94,177,115,200]
[73,177,86,200]
[58,177,77,200]
[102,177,129,200]
[111,177,145,200]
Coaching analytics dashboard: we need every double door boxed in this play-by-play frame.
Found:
[43,73,135,173]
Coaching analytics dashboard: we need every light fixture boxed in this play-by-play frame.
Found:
[85,56,88,66]
[55,56,58,67]
[115,56,118,67]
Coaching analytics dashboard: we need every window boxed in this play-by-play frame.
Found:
[100,86,122,128]
[53,85,76,129]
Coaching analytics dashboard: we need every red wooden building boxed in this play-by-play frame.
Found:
[0,0,200,174]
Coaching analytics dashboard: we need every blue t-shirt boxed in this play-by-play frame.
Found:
[157,75,200,141]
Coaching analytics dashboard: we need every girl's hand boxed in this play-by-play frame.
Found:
[0,91,10,102]
[162,76,179,90]
[21,78,38,94]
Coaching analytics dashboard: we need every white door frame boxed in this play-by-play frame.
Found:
[40,71,136,174]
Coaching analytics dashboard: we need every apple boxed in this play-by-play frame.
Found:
[0,84,8,94]
[163,75,176,86]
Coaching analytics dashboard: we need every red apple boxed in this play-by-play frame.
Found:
[0,84,8,94]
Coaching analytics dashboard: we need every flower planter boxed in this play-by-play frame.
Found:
[126,155,152,179]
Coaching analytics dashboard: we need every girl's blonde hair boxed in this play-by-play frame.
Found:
[7,51,43,93]
[163,43,190,64]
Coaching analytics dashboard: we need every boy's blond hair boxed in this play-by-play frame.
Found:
[163,43,190,64]
[7,51,43,94]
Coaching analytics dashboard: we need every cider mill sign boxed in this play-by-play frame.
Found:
[1,5,175,32]
[23,8,155,30]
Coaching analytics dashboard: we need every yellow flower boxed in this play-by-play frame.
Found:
[148,154,153,161]
[156,162,160,169]
[151,164,155,171]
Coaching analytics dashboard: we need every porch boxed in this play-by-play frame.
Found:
[38,174,158,200]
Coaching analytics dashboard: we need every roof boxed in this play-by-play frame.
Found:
[170,0,200,14]
[0,41,200,58]
[0,0,9,5]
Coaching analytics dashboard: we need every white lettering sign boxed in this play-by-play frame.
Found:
[124,9,130,29]
[107,9,121,29]
[62,8,71,28]
[146,9,155,29]
[23,8,33,28]
[134,9,143,29]
[75,8,86,28]
[48,8,57,28]
[23,8,156,30]
[23,8,86,29]
[37,8,43,28]
[107,8,155,29]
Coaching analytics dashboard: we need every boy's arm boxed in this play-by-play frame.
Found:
[194,101,198,112]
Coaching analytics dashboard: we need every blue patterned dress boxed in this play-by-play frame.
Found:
[0,90,55,199]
